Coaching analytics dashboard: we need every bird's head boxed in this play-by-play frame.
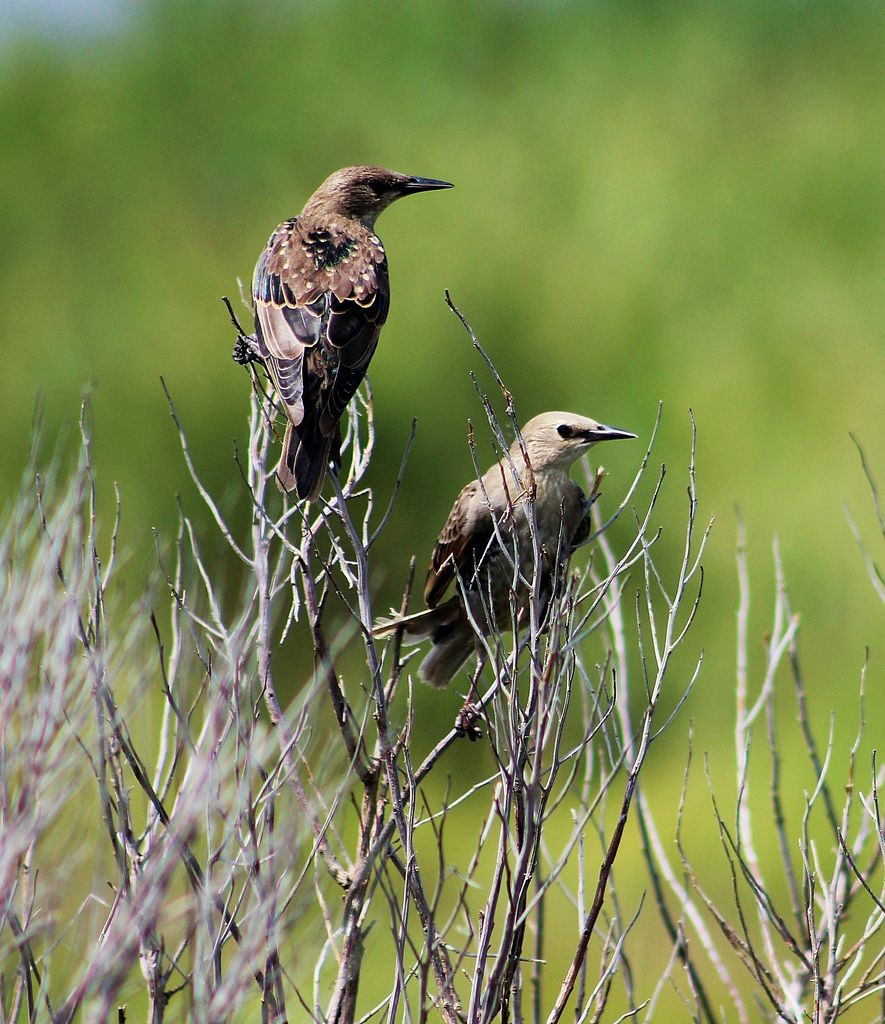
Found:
[305,165,453,226]
[513,412,637,472]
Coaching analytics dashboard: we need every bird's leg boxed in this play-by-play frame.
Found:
[223,295,263,365]
[454,650,486,742]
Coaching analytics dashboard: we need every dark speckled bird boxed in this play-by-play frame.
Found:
[374,412,636,688]
[250,165,453,499]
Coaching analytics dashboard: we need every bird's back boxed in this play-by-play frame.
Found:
[246,165,450,500]
[252,212,390,497]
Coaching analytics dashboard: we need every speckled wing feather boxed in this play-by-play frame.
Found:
[252,217,389,496]
[424,481,494,607]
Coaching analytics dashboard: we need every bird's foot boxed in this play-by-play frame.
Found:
[454,702,483,742]
[232,332,263,366]
[222,295,263,366]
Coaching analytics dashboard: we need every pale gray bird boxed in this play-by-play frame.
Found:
[375,412,636,688]
[242,165,452,499]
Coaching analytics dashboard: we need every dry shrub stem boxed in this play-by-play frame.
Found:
[1,303,882,1023]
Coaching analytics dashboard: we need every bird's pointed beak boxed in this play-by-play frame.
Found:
[584,425,638,443]
[400,176,454,193]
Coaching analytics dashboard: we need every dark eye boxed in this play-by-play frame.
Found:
[557,424,573,439]
[367,178,387,196]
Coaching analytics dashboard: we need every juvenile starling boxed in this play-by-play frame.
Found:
[374,412,636,688]
[249,165,453,499]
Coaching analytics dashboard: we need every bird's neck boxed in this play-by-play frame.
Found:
[356,211,381,229]
[300,199,383,232]
[533,465,572,498]
[502,462,572,505]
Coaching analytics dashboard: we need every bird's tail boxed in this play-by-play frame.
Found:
[276,418,341,501]
[372,599,474,689]
[417,637,473,689]
[372,607,443,641]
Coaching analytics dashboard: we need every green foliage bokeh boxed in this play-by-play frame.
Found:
[3,0,882,699]
[1,0,884,1014]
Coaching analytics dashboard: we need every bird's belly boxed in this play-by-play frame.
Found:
[463,489,581,638]
[464,524,554,636]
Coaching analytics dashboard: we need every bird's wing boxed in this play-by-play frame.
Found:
[252,218,389,432]
[424,481,495,607]
[565,483,592,552]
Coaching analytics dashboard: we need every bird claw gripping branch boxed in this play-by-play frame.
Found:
[231,332,264,366]
[454,702,483,742]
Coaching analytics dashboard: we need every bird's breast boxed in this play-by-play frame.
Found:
[527,474,581,544]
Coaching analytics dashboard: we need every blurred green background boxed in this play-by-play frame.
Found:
[2,0,884,1016]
